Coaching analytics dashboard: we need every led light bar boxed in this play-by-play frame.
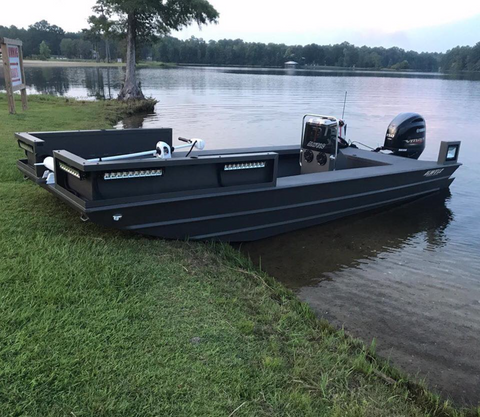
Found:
[224,162,266,171]
[59,162,81,179]
[103,169,164,181]
[18,141,34,153]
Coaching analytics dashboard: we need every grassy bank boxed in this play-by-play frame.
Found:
[0,94,477,416]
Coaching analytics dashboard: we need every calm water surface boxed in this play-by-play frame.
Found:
[2,66,480,405]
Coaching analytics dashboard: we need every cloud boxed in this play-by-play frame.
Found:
[176,9,480,53]
[0,0,478,52]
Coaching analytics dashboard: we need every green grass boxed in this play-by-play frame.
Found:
[0,93,478,417]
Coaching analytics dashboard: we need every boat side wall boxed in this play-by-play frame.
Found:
[86,165,458,241]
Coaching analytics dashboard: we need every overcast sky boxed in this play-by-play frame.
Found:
[1,0,479,52]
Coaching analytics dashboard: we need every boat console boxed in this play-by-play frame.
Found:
[300,115,339,174]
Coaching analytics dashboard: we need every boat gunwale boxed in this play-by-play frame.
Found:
[17,157,459,215]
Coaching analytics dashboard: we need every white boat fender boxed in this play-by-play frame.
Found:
[36,157,56,185]
[34,156,55,171]
[43,156,55,172]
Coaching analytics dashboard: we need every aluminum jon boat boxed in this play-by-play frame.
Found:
[16,112,461,242]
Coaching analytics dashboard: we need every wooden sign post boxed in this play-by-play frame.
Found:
[1,37,27,114]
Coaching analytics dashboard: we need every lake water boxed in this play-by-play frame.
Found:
[2,65,480,405]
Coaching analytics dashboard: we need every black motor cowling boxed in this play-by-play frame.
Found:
[383,113,426,159]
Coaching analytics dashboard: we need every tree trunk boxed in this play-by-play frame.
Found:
[105,36,111,63]
[118,13,144,100]
[95,42,100,62]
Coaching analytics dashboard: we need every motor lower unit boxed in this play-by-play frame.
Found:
[300,117,338,174]
[383,113,426,159]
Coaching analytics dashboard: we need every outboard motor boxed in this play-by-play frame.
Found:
[383,113,426,159]
[300,115,339,174]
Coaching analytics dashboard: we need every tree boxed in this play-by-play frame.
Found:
[391,60,410,70]
[60,38,75,58]
[92,0,219,100]
[76,39,94,59]
[27,20,65,56]
[87,13,116,62]
[82,27,102,61]
[39,41,51,60]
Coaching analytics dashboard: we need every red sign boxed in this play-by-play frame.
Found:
[6,44,22,87]
[8,46,19,58]
[1,38,27,113]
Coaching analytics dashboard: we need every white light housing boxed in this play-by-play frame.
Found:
[224,161,266,171]
[103,169,163,180]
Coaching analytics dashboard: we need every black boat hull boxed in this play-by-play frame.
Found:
[15,129,460,242]
[84,168,455,241]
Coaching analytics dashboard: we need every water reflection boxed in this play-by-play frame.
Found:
[0,66,122,99]
[240,191,453,289]
[119,113,147,129]
[26,67,70,96]
[2,66,480,101]
[84,68,116,100]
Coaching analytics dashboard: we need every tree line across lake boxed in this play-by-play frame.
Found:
[1,20,480,72]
